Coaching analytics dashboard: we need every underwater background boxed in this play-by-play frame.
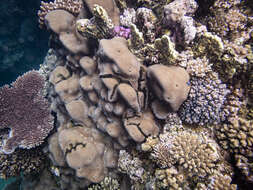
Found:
[0,0,48,189]
[0,0,49,86]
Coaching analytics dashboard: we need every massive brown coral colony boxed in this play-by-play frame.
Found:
[0,0,252,189]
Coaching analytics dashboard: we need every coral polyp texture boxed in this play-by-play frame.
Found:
[0,0,252,189]
[215,116,253,182]
[38,0,83,28]
[151,131,222,178]
[178,74,230,125]
[0,71,54,154]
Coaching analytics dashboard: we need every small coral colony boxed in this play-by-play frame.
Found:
[0,0,253,189]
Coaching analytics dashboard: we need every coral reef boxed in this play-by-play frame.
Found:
[215,116,253,182]
[207,0,250,41]
[118,150,147,183]
[151,131,221,178]
[87,176,120,190]
[0,147,47,179]
[38,0,83,28]
[178,73,230,125]
[41,4,190,185]
[0,0,252,189]
[0,71,54,154]
[163,0,198,45]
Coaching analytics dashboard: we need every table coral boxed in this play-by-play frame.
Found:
[0,71,54,154]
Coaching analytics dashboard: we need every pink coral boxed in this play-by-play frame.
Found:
[113,26,131,39]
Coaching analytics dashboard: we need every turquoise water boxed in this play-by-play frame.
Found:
[0,178,17,190]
